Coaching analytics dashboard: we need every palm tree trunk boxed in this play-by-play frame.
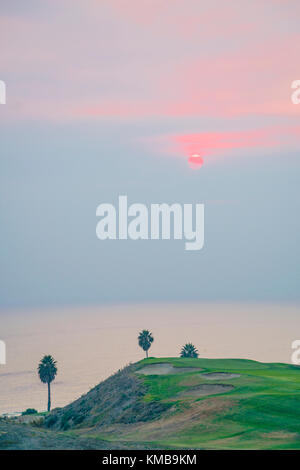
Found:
[47,381,51,412]
[146,349,148,359]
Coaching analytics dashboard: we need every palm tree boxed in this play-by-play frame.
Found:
[138,330,154,358]
[180,343,198,358]
[38,355,57,412]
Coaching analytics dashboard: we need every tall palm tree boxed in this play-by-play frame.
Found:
[180,343,198,358]
[138,330,154,358]
[38,355,57,412]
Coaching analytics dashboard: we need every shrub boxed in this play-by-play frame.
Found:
[22,408,38,416]
[44,414,58,427]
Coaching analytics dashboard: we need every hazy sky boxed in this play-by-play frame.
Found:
[0,0,299,308]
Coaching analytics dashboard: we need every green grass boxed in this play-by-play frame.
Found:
[5,357,300,449]
[118,357,300,449]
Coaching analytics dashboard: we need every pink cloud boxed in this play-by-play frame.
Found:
[71,29,300,120]
[140,125,300,164]
[1,0,300,125]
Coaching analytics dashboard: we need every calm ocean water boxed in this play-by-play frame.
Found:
[0,302,299,414]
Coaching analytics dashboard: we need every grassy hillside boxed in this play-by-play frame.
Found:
[2,357,300,449]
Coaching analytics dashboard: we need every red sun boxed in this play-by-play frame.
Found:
[188,154,204,169]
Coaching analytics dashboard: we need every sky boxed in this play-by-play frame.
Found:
[0,0,300,309]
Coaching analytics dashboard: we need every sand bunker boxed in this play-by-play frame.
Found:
[137,363,202,375]
[201,372,240,380]
[181,384,234,397]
